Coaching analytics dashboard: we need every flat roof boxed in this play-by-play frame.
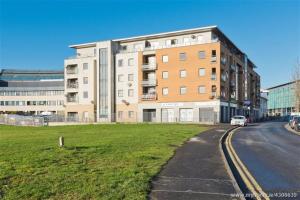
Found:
[267,81,296,90]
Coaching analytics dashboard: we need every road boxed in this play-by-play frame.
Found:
[231,122,300,199]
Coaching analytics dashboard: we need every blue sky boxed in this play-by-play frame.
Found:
[0,0,299,88]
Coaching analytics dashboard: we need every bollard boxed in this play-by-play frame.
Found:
[59,136,64,147]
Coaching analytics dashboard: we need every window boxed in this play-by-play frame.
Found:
[118,59,123,67]
[128,58,134,66]
[118,90,123,97]
[171,39,178,45]
[211,68,216,80]
[166,39,171,46]
[199,68,205,76]
[83,63,88,70]
[180,86,187,95]
[179,53,186,61]
[162,87,169,96]
[118,111,123,119]
[198,86,206,94]
[162,71,168,79]
[198,51,205,59]
[128,74,134,81]
[83,91,88,98]
[128,111,134,118]
[128,89,134,97]
[162,55,169,63]
[121,45,127,51]
[83,77,88,84]
[180,70,187,78]
[212,50,216,57]
[118,74,124,82]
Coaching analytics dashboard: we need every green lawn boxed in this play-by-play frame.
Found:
[0,124,207,200]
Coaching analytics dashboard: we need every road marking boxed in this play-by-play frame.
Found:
[226,128,270,200]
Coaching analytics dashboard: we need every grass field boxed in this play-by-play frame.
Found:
[0,124,207,200]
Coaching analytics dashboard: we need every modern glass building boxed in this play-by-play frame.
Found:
[0,69,65,115]
[267,81,296,116]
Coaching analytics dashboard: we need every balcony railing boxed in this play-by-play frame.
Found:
[67,82,78,89]
[142,79,157,86]
[230,64,236,71]
[67,95,78,103]
[211,73,217,80]
[142,63,157,71]
[211,56,217,62]
[141,93,156,101]
[66,66,78,74]
[221,57,227,65]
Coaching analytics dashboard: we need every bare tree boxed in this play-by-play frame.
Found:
[293,58,300,112]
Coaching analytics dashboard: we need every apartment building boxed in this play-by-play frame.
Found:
[0,69,64,115]
[65,25,260,123]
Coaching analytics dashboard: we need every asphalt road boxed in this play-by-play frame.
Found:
[231,122,300,199]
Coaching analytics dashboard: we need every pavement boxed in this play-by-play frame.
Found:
[149,125,241,200]
[231,122,300,199]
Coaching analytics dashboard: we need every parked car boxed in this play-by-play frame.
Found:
[231,115,247,126]
[291,116,300,130]
[295,118,300,132]
[289,115,296,127]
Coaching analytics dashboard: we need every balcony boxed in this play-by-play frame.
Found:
[141,93,156,101]
[142,63,157,71]
[230,80,236,87]
[66,93,78,103]
[66,65,78,74]
[67,82,78,89]
[221,57,227,65]
[142,79,157,86]
[211,56,217,62]
[211,73,217,81]
[230,64,236,71]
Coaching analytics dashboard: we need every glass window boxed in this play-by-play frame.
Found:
[128,89,134,97]
[118,59,123,67]
[128,74,134,81]
[180,70,187,78]
[212,50,217,57]
[180,86,187,95]
[128,111,134,118]
[83,63,88,70]
[118,90,123,97]
[179,53,186,61]
[198,51,205,59]
[162,55,168,63]
[162,71,168,79]
[162,87,168,96]
[199,68,205,76]
[118,74,124,82]
[128,58,134,66]
[83,91,88,98]
[198,86,206,94]
[83,77,88,84]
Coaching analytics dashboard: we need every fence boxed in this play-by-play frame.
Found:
[0,114,45,126]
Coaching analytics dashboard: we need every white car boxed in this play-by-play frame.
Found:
[230,115,247,126]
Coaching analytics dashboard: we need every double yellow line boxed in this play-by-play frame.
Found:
[225,128,270,200]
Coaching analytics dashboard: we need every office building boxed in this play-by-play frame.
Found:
[0,69,64,115]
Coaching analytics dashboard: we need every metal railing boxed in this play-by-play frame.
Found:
[66,96,78,103]
[141,79,157,86]
[142,63,157,71]
[67,82,79,89]
[141,93,156,100]
[0,114,45,126]
[66,67,78,74]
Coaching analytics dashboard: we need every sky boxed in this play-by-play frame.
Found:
[0,0,299,88]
